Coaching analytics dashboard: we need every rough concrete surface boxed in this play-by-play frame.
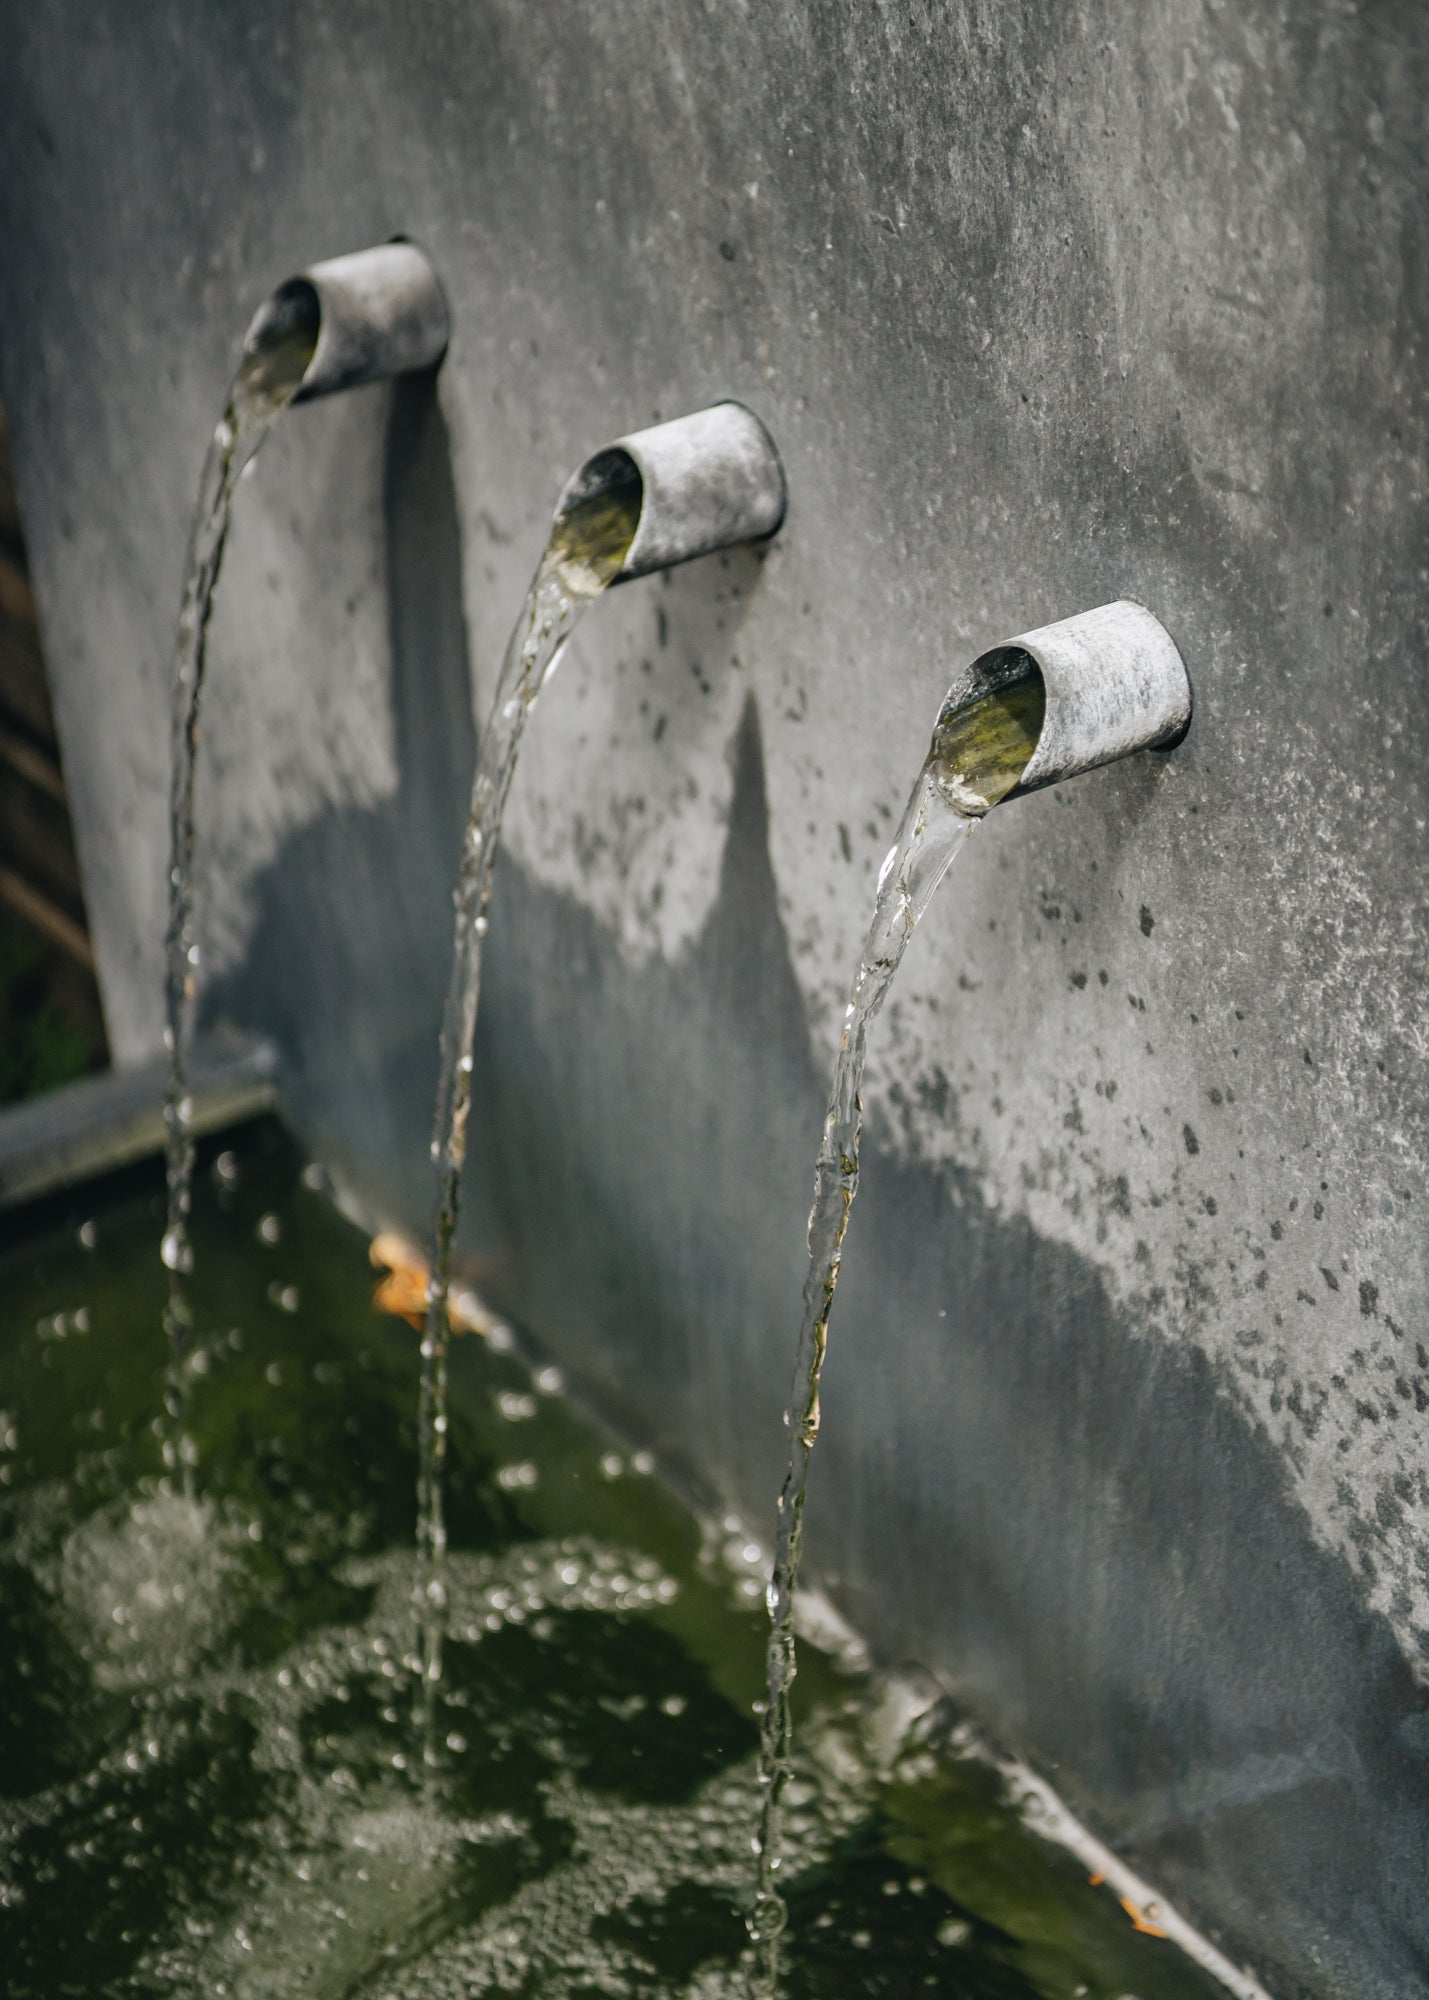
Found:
[0,4,1425,1994]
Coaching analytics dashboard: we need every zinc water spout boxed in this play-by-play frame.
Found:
[932,600,1192,814]
[552,400,786,583]
[237,240,450,408]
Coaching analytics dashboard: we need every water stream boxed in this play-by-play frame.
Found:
[749,656,1047,1987]
[159,283,322,1466]
[415,466,644,1746]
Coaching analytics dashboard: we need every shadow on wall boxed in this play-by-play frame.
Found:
[471,702,1429,2000]
[204,369,476,1203]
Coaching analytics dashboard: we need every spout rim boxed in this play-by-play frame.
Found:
[239,239,450,408]
[555,399,786,585]
[942,599,1193,804]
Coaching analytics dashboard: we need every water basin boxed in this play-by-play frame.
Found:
[0,1119,1234,1998]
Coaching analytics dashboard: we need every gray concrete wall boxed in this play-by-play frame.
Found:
[1,4,1425,1993]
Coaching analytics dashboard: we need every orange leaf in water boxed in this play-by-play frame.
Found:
[368,1232,487,1335]
[1119,1895,1169,1938]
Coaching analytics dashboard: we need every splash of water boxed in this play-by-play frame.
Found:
[748,658,1046,1988]
[414,465,642,1749]
[160,284,321,1462]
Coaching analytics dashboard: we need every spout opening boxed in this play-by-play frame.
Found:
[930,647,1047,817]
[562,402,785,583]
[235,278,322,421]
[956,600,1192,798]
[550,446,645,595]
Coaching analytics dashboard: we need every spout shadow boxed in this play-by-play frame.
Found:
[202,368,476,1203]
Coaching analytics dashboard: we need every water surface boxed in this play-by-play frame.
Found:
[0,1121,1231,1999]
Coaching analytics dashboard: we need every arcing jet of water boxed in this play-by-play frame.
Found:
[414,402,786,1744]
[750,600,1191,1988]
[162,244,448,1471]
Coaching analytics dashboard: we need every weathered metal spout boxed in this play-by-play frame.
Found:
[239,240,450,404]
[553,400,786,583]
[938,599,1192,803]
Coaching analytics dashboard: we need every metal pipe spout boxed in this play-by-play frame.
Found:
[553,400,786,583]
[936,600,1192,807]
[238,240,450,406]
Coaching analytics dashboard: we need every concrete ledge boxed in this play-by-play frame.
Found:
[0,1032,277,1212]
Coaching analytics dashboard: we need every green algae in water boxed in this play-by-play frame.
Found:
[0,1123,1232,1998]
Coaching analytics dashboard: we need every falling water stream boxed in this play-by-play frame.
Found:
[414,465,644,1746]
[749,655,1047,1988]
[160,282,322,1465]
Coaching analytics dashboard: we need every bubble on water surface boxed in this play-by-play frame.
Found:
[50,1487,243,1689]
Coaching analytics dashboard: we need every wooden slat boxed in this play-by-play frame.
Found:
[0,551,36,625]
[0,769,85,907]
[0,864,95,970]
[0,404,21,544]
[0,721,66,804]
[0,390,107,1072]
[0,611,57,746]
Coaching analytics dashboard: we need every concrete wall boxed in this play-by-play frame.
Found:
[1,4,1425,1993]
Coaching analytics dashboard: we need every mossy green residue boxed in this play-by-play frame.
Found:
[930,657,1046,816]
[882,1754,1222,1999]
[232,283,322,426]
[549,461,643,596]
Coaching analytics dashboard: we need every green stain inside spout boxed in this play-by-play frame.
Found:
[930,653,1046,817]
[549,455,643,596]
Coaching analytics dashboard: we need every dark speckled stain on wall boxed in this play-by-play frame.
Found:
[455,703,1429,2000]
